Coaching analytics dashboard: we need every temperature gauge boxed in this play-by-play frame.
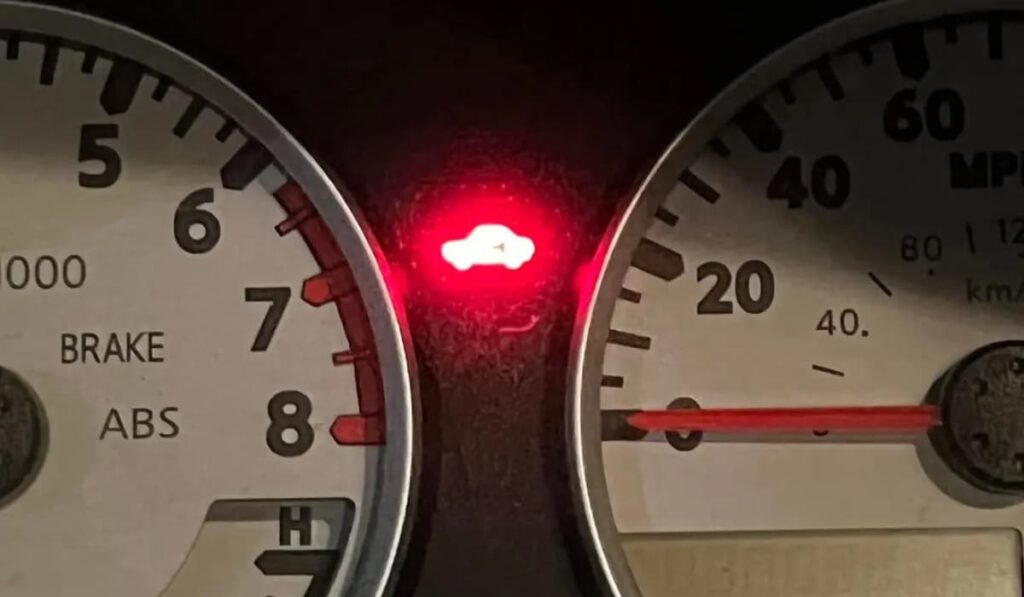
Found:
[572,2,1024,596]
[0,3,416,596]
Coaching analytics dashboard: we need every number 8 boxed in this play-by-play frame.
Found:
[266,390,314,457]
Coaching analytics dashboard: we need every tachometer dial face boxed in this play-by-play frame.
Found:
[0,3,416,596]
[572,2,1024,596]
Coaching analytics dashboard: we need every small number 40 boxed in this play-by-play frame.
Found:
[816,308,864,337]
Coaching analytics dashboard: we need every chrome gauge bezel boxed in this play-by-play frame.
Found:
[567,1,1024,595]
[0,3,419,596]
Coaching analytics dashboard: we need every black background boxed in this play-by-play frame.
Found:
[55,1,873,595]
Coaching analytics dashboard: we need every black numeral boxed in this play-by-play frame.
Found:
[883,88,965,142]
[0,255,85,289]
[734,260,774,313]
[696,262,733,314]
[78,124,121,188]
[816,309,862,336]
[174,188,221,254]
[665,398,703,452]
[766,155,850,209]
[246,287,291,351]
[901,234,943,262]
[697,260,775,315]
[997,217,1024,257]
[267,391,314,457]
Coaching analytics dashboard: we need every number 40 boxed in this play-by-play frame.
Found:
[816,308,865,337]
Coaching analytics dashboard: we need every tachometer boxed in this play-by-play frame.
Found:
[0,3,416,596]
[572,2,1024,596]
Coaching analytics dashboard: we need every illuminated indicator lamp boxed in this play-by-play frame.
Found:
[441,224,536,271]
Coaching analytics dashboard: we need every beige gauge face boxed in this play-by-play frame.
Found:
[572,3,1024,597]
[0,4,415,597]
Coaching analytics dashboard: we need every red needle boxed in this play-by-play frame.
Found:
[626,405,940,434]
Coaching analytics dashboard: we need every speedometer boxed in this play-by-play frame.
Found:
[572,2,1024,596]
[0,3,416,596]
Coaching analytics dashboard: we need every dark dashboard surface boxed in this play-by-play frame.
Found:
[54,2,873,594]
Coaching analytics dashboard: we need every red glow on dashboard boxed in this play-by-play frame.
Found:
[409,184,559,295]
[441,224,536,271]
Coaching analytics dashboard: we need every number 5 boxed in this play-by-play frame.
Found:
[78,124,122,188]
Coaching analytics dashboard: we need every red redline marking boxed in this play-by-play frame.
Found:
[332,349,370,366]
[301,268,357,307]
[331,414,384,445]
[301,275,333,307]
[272,181,385,447]
[626,405,939,434]
[275,206,315,236]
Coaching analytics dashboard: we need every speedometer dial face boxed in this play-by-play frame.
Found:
[572,2,1024,596]
[0,3,415,596]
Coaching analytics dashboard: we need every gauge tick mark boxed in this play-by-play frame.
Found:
[778,80,797,104]
[943,18,959,44]
[38,40,59,86]
[988,18,1004,61]
[151,76,170,101]
[654,206,679,226]
[868,272,893,297]
[221,140,273,190]
[815,59,845,100]
[607,329,651,351]
[173,96,205,138]
[619,288,642,304]
[632,238,684,281]
[812,364,845,377]
[277,206,316,236]
[80,47,98,73]
[734,102,783,152]
[892,24,930,80]
[100,59,144,115]
[302,268,356,306]
[709,138,732,157]
[331,414,384,445]
[601,410,648,442]
[679,170,720,203]
[215,120,236,142]
[856,44,874,66]
[332,349,371,367]
[5,33,20,60]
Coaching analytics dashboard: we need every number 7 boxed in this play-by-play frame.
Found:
[246,287,291,352]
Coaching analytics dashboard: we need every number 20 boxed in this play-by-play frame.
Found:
[697,260,775,315]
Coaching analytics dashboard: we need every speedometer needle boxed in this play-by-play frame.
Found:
[626,405,940,434]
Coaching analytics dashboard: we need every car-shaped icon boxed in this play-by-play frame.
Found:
[441,224,536,271]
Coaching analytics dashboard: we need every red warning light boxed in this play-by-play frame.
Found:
[409,182,563,296]
[441,224,536,271]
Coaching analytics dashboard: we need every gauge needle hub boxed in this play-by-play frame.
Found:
[626,405,940,434]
